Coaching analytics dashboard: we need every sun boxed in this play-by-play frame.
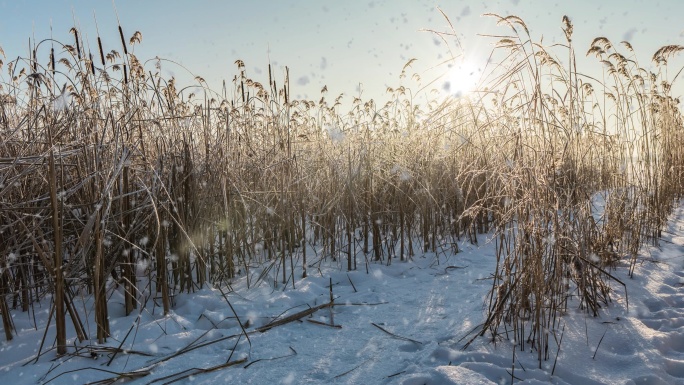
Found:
[442,59,482,98]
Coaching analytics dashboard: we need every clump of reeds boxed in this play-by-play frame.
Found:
[458,14,684,368]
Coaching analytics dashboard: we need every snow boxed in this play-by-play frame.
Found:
[51,91,71,112]
[3,204,684,384]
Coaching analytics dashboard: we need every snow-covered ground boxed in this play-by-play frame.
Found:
[3,204,684,384]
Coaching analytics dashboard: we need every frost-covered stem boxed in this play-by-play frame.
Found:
[48,141,66,355]
[122,165,136,315]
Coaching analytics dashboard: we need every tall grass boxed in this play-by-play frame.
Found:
[461,15,684,366]
[0,14,683,368]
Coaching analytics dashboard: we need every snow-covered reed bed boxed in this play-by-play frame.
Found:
[0,13,683,375]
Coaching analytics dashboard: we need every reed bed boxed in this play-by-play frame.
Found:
[0,14,683,368]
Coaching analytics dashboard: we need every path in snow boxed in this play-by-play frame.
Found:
[625,203,684,385]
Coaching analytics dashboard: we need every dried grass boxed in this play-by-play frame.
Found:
[0,14,683,369]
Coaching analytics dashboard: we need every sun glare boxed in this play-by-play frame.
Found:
[442,59,482,98]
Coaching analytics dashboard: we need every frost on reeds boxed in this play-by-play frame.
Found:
[0,14,683,367]
[461,14,684,366]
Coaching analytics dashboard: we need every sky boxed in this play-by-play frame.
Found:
[1,0,684,104]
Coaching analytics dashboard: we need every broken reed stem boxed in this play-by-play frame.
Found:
[592,328,608,360]
[47,134,66,355]
[329,277,335,326]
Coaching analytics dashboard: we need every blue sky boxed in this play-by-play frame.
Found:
[1,1,684,103]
